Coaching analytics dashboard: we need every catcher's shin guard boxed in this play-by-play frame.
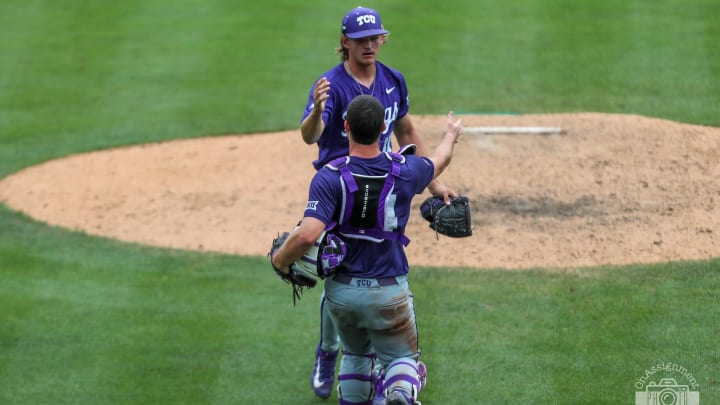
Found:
[382,358,422,403]
[337,351,375,405]
[339,397,373,405]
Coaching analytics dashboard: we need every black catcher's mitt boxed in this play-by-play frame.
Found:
[268,232,318,305]
[420,195,473,238]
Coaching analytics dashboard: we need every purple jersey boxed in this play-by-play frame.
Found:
[303,154,434,278]
[302,61,410,170]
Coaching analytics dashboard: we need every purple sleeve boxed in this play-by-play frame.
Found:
[303,169,339,224]
[408,156,435,194]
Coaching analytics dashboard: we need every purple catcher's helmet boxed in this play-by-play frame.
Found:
[293,230,347,280]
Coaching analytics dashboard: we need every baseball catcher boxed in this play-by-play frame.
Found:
[420,195,473,238]
[268,228,346,305]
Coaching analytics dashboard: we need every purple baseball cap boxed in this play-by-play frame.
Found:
[341,7,389,39]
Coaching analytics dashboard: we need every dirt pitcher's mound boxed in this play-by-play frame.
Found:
[1,113,719,270]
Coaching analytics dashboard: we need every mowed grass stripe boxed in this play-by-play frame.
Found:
[72,1,235,146]
[604,2,720,124]
[411,262,719,403]
[0,205,255,403]
[0,209,136,403]
[0,1,151,174]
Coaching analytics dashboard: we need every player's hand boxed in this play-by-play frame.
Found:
[445,111,463,141]
[428,180,457,205]
[313,77,331,112]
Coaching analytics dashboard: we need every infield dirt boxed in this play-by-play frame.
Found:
[1,113,719,270]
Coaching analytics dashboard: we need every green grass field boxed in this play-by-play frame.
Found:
[1,1,718,404]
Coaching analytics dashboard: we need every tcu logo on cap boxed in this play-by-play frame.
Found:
[356,14,376,26]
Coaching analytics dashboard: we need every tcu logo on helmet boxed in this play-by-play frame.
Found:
[356,14,376,26]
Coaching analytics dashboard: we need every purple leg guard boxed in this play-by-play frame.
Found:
[383,359,421,402]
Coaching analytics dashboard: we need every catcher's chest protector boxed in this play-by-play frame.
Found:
[325,153,410,246]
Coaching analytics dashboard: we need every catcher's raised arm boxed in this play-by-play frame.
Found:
[394,113,459,204]
[427,111,463,180]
